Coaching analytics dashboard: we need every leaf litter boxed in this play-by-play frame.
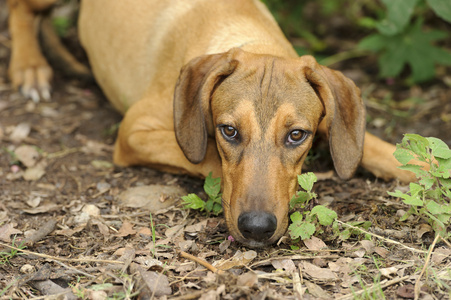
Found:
[0,5,450,299]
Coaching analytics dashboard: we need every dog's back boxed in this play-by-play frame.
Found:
[78,0,297,113]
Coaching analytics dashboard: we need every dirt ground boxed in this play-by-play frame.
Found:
[1,2,450,299]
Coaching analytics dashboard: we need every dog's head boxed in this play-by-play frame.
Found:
[174,48,365,247]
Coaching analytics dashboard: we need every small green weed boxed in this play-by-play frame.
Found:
[388,134,451,238]
[182,172,223,216]
[0,236,26,265]
[333,220,372,241]
[288,172,337,240]
[359,0,451,83]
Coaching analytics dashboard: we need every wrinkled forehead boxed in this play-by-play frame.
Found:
[211,56,324,128]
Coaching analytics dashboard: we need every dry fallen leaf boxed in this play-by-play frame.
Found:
[0,223,22,243]
[184,219,208,233]
[119,185,186,211]
[237,272,258,287]
[138,268,172,297]
[91,219,110,236]
[416,223,432,239]
[303,236,327,250]
[301,261,337,281]
[271,259,297,272]
[26,196,41,208]
[15,145,40,168]
[304,280,331,298]
[10,123,30,143]
[165,224,184,239]
[22,203,59,214]
[23,163,46,181]
[359,240,375,254]
[431,248,451,265]
[82,204,100,217]
[116,220,136,237]
[379,267,398,278]
[374,246,389,258]
[214,250,257,270]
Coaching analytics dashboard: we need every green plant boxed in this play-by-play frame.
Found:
[288,172,337,240]
[333,220,373,241]
[149,212,157,257]
[388,134,451,238]
[182,172,223,216]
[0,236,26,265]
[69,277,87,300]
[359,0,451,83]
[352,273,386,300]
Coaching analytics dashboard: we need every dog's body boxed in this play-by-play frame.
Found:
[8,0,418,247]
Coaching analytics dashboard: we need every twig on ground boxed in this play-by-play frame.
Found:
[171,290,211,300]
[336,275,413,300]
[23,219,57,246]
[52,259,96,278]
[29,279,77,300]
[250,254,341,268]
[440,236,451,248]
[0,242,124,264]
[337,220,428,254]
[179,251,224,275]
[414,234,440,300]
[46,147,80,159]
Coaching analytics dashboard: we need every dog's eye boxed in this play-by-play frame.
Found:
[286,130,308,145]
[220,125,239,141]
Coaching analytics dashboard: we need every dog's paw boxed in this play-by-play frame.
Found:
[9,63,53,102]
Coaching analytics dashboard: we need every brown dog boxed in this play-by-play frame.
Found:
[8,0,418,247]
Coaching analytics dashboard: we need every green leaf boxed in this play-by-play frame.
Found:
[288,220,316,240]
[404,133,430,157]
[290,211,303,223]
[378,40,408,78]
[389,190,424,206]
[358,34,387,52]
[366,20,451,83]
[311,206,337,226]
[399,208,414,221]
[290,191,311,209]
[182,194,205,210]
[212,203,223,216]
[298,172,317,192]
[339,229,352,240]
[204,172,221,198]
[436,158,451,179]
[388,190,408,199]
[427,0,451,22]
[419,176,435,190]
[409,182,423,197]
[398,164,422,176]
[393,147,416,165]
[426,200,442,215]
[427,137,451,159]
[205,199,214,213]
[377,0,420,35]
[402,194,424,206]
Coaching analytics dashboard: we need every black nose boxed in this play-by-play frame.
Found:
[238,211,277,241]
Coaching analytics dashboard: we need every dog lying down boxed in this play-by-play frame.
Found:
[8,0,421,247]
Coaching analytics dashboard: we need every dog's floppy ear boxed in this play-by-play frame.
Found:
[174,49,240,163]
[301,56,365,180]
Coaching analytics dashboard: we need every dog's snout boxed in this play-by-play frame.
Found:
[238,211,277,241]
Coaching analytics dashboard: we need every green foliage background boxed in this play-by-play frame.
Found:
[263,0,451,84]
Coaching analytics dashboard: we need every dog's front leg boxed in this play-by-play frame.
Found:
[361,132,430,183]
[7,0,57,101]
[113,100,222,178]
